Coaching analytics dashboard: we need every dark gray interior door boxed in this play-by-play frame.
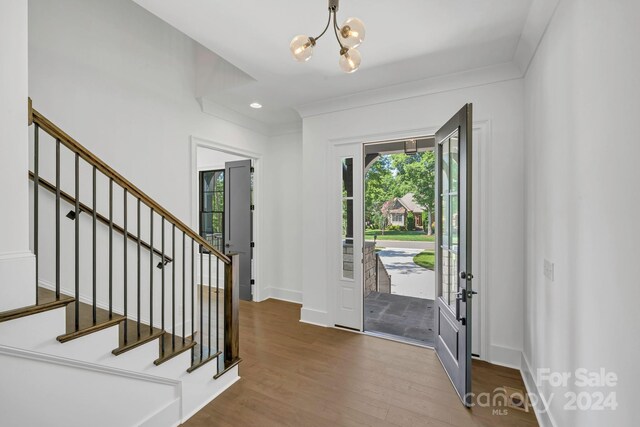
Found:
[224,159,252,301]
[435,104,474,406]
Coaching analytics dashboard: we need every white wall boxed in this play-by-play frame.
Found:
[0,0,35,311]
[262,132,303,303]
[27,0,302,309]
[300,78,525,367]
[523,1,639,425]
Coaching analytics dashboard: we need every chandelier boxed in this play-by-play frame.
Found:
[289,0,365,73]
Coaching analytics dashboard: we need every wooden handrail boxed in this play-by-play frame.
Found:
[28,172,173,263]
[29,105,230,264]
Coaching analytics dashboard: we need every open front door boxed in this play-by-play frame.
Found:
[435,104,474,406]
[224,159,252,301]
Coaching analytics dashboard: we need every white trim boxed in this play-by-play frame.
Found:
[0,343,180,387]
[0,250,35,261]
[513,0,562,75]
[296,63,522,119]
[521,352,557,427]
[300,307,329,327]
[180,369,241,423]
[138,397,182,427]
[263,287,303,304]
[190,136,263,303]
[488,344,522,370]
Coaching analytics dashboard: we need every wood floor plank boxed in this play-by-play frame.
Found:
[184,299,538,426]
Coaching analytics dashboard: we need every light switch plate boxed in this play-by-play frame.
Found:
[544,259,554,282]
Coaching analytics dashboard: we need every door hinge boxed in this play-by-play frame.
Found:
[250,204,255,211]
[250,242,255,248]
[250,166,255,173]
[250,279,255,285]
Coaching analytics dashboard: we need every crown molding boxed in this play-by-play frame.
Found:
[513,0,562,75]
[295,62,523,119]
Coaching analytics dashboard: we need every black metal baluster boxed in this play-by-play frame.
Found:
[172,224,176,351]
[74,153,80,331]
[137,198,141,338]
[149,208,154,334]
[33,125,39,304]
[182,232,186,345]
[200,248,203,360]
[208,253,212,357]
[161,217,165,355]
[191,239,195,364]
[109,179,113,318]
[92,166,97,324]
[216,257,219,355]
[123,189,128,344]
[56,140,61,299]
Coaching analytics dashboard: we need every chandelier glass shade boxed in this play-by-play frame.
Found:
[289,0,365,73]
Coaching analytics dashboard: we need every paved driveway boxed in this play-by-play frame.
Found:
[377,248,435,300]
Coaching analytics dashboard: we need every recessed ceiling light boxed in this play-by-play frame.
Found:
[249,102,262,109]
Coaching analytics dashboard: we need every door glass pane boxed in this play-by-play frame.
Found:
[342,158,354,279]
[439,130,460,311]
[200,170,225,253]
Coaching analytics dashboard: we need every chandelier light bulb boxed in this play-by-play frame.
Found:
[339,17,365,48]
[290,35,315,62]
[339,48,361,73]
[289,0,365,71]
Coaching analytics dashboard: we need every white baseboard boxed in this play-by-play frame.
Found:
[181,370,241,423]
[300,306,329,327]
[488,344,522,369]
[521,353,557,427]
[0,251,35,312]
[264,286,303,304]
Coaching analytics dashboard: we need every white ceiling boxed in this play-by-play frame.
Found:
[132,0,545,130]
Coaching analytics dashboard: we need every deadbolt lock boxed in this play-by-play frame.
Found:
[459,271,474,280]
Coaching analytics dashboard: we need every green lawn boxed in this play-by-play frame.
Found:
[413,251,435,270]
[365,229,435,242]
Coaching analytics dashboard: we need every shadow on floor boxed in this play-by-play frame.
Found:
[364,291,434,346]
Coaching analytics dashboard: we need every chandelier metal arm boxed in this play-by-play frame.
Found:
[313,9,333,42]
[332,9,345,50]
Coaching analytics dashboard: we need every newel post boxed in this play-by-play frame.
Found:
[224,253,240,368]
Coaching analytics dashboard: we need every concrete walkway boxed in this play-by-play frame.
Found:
[377,248,435,299]
[368,239,435,250]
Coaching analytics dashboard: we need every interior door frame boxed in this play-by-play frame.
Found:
[328,123,490,360]
[190,136,263,302]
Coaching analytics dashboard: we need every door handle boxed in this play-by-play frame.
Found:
[455,290,465,324]
[225,243,231,248]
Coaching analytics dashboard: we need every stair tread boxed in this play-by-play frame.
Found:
[0,287,74,323]
[57,300,125,343]
[112,320,164,355]
[187,344,221,373]
[154,332,196,366]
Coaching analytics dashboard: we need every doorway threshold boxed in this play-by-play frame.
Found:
[363,330,434,350]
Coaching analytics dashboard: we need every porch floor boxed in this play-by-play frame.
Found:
[364,291,435,346]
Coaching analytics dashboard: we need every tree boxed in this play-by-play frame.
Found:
[364,155,395,229]
[389,152,436,234]
[364,151,436,234]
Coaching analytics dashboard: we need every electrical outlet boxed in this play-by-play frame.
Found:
[544,259,554,282]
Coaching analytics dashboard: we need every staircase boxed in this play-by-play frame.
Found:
[0,100,241,427]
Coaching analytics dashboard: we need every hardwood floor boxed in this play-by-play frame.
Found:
[184,299,538,427]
